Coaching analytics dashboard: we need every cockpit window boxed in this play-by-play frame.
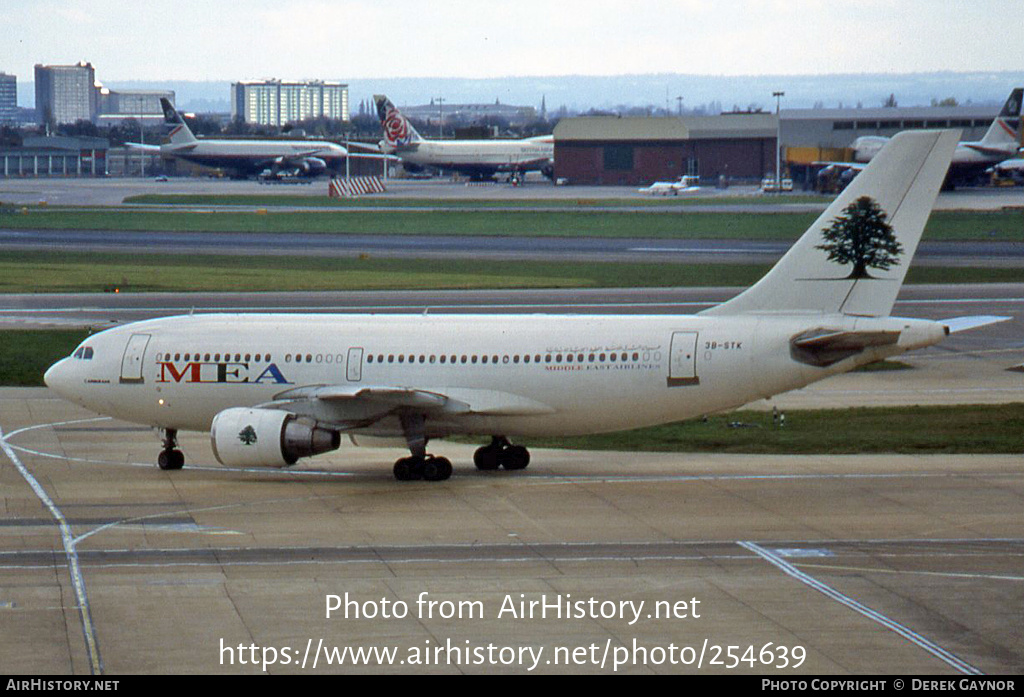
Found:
[73,348,84,359]
[83,347,94,359]
[74,346,94,360]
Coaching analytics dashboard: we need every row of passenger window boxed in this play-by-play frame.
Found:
[159,352,272,363]
[366,351,645,365]
[157,350,649,367]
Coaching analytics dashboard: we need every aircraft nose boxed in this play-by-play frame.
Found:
[43,358,71,396]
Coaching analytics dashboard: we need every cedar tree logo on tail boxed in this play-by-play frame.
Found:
[816,196,903,279]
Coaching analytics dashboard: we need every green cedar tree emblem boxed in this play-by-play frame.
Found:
[816,195,903,279]
[238,425,258,446]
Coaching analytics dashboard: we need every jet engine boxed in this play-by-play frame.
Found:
[298,157,327,175]
[210,407,340,467]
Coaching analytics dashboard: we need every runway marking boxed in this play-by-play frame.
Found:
[792,562,1024,583]
[629,246,765,254]
[739,541,982,676]
[0,426,104,675]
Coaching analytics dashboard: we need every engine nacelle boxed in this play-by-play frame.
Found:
[303,157,327,175]
[210,407,340,467]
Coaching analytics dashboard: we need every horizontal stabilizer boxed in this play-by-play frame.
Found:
[941,316,1012,334]
[790,328,900,367]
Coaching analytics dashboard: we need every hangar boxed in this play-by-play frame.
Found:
[552,113,777,186]
[0,135,109,177]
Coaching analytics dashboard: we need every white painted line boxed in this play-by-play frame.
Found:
[739,541,982,676]
[0,427,103,675]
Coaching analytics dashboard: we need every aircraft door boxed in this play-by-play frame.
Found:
[119,333,151,384]
[667,331,700,387]
[346,347,364,382]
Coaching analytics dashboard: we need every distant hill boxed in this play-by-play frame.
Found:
[19,71,1024,115]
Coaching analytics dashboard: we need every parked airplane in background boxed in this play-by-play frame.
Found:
[45,130,1007,482]
[128,99,387,180]
[989,157,1024,184]
[818,88,1023,187]
[374,95,554,181]
[638,175,700,196]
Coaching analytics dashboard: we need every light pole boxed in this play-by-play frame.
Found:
[773,91,785,193]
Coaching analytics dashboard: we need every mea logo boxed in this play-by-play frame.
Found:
[815,196,903,280]
[156,361,292,385]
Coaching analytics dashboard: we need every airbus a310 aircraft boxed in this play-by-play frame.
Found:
[375,95,554,180]
[45,130,1007,482]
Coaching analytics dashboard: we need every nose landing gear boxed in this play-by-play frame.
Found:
[157,428,185,470]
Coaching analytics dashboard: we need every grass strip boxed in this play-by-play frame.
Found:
[1,251,1022,293]
[3,208,1021,241]
[516,403,1024,454]
[120,193,834,208]
[0,329,91,386]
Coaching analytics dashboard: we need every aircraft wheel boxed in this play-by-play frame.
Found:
[394,456,425,481]
[473,446,501,471]
[423,456,453,482]
[500,445,530,471]
[158,449,185,471]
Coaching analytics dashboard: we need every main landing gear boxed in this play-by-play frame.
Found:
[473,436,530,472]
[157,428,185,470]
[393,413,452,482]
[393,455,453,482]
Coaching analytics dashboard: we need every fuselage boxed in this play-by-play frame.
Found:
[44,312,944,440]
[162,139,348,174]
[390,139,554,174]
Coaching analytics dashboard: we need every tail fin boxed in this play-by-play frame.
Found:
[160,97,197,146]
[703,129,959,318]
[979,88,1022,148]
[373,95,422,149]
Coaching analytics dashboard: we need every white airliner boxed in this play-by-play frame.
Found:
[44,130,1007,482]
[128,98,386,180]
[819,88,1023,187]
[374,95,554,180]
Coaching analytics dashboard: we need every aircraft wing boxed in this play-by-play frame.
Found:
[124,142,161,152]
[262,383,555,425]
[814,161,865,174]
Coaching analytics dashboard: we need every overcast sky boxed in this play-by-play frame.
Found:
[7,0,1022,82]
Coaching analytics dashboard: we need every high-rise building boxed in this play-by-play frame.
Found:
[0,73,16,123]
[231,79,349,126]
[35,62,98,125]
